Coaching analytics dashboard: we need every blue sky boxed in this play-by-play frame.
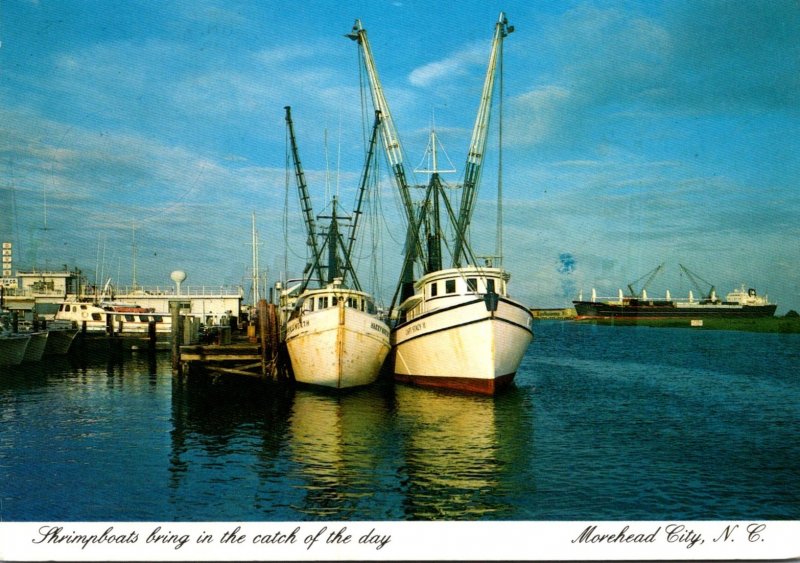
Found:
[1,0,798,312]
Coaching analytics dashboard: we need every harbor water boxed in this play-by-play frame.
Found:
[1,322,798,521]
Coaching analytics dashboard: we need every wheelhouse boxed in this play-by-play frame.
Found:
[290,289,378,319]
[400,267,511,322]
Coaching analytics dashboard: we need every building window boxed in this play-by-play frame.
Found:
[445,279,456,294]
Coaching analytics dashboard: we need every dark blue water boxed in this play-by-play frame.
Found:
[1,322,798,521]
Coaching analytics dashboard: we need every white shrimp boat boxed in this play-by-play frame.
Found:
[393,267,533,394]
[350,13,533,394]
[285,282,390,388]
[282,107,390,389]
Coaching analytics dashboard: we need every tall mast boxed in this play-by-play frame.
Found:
[131,221,137,290]
[285,105,325,286]
[348,20,424,302]
[453,12,514,267]
[251,212,260,305]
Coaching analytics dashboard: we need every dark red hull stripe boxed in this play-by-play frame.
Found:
[394,372,516,395]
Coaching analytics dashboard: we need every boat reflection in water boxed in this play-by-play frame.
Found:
[167,372,534,520]
[287,387,394,519]
[392,384,532,519]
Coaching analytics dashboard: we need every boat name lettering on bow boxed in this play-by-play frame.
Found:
[286,320,309,335]
[403,322,425,336]
[370,322,389,337]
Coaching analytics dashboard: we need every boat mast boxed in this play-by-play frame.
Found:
[453,12,513,268]
[285,106,325,287]
[251,212,260,306]
[345,110,382,264]
[348,20,424,303]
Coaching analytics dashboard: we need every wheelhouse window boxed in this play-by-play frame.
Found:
[319,296,328,309]
[486,278,496,293]
[125,315,135,322]
[445,279,456,294]
[331,296,338,306]
[92,313,102,321]
[467,278,478,292]
[430,282,438,297]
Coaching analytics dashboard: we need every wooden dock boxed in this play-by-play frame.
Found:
[172,299,290,381]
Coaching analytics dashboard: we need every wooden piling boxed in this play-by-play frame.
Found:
[258,299,269,379]
[170,300,183,375]
[148,320,157,350]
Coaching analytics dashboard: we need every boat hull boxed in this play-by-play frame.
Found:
[22,332,48,362]
[392,297,533,395]
[44,328,79,355]
[573,300,777,319]
[285,303,391,389]
[0,334,31,366]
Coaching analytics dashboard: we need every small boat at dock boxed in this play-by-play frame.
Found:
[43,320,80,355]
[21,330,48,362]
[0,315,30,366]
[54,299,172,335]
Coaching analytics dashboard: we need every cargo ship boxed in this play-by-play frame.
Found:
[573,264,777,319]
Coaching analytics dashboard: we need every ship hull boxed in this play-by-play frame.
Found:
[22,331,48,362]
[44,328,79,355]
[285,302,390,390]
[573,300,777,319]
[392,296,533,395]
[0,334,30,366]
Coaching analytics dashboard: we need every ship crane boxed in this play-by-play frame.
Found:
[679,264,717,302]
[626,263,664,298]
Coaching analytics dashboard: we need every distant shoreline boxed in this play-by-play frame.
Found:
[567,315,800,334]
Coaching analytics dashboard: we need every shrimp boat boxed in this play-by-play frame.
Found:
[349,13,534,394]
[281,107,390,389]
